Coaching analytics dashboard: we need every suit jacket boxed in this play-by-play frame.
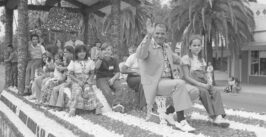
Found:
[136,36,180,106]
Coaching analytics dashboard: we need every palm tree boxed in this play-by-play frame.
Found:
[3,7,13,88]
[85,13,103,46]
[103,1,152,57]
[17,0,29,93]
[110,0,121,58]
[170,0,255,77]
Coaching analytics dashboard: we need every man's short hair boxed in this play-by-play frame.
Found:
[31,34,39,40]
[154,23,168,32]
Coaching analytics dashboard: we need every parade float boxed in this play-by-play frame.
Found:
[1,0,266,137]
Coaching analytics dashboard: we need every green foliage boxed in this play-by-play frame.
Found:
[42,7,82,33]
[102,3,152,50]
[170,0,255,53]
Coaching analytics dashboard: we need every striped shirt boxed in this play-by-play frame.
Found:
[28,44,45,59]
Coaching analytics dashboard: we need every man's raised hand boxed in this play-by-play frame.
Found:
[146,18,155,35]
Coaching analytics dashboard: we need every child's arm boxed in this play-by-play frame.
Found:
[4,52,14,62]
[86,70,95,86]
[182,65,211,89]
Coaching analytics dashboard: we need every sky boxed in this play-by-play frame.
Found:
[0,0,266,37]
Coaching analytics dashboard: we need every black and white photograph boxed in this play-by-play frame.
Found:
[0,0,266,137]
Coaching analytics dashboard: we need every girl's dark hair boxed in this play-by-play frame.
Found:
[75,45,88,60]
[64,46,74,54]
[188,34,204,62]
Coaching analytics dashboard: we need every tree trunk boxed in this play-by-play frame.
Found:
[206,39,213,65]
[4,7,13,88]
[87,14,97,47]
[110,0,121,59]
[206,38,216,85]
[17,0,29,93]
[83,13,89,45]
[232,47,240,79]
[221,39,224,70]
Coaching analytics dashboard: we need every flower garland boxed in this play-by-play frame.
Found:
[0,111,24,137]
[194,104,266,121]
[103,112,204,137]
[5,89,94,137]
[81,113,161,137]
[42,7,82,33]
[49,111,123,137]
[192,107,266,128]
[190,112,266,137]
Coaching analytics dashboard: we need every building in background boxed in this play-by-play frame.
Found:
[240,2,266,84]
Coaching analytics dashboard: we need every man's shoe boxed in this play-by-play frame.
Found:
[112,104,125,113]
[213,115,230,127]
[164,113,176,125]
[174,120,196,132]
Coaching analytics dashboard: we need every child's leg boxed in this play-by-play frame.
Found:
[30,59,42,83]
[84,84,103,111]
[69,84,81,116]
[10,62,18,87]
[49,85,61,106]
[96,78,115,106]
[25,60,34,88]
[56,85,70,108]
[5,62,12,88]
[13,62,18,87]
[10,62,15,87]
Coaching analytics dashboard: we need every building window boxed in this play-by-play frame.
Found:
[250,51,266,76]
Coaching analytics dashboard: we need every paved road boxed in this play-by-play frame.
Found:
[0,65,265,113]
[221,92,266,113]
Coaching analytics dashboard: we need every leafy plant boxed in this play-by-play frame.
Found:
[170,0,255,56]
[102,3,152,50]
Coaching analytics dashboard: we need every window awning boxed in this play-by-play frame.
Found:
[241,42,266,51]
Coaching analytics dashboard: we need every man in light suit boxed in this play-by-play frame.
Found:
[136,19,198,132]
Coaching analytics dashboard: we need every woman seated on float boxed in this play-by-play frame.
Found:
[67,45,103,116]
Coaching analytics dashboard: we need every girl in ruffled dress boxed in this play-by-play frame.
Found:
[68,45,103,116]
